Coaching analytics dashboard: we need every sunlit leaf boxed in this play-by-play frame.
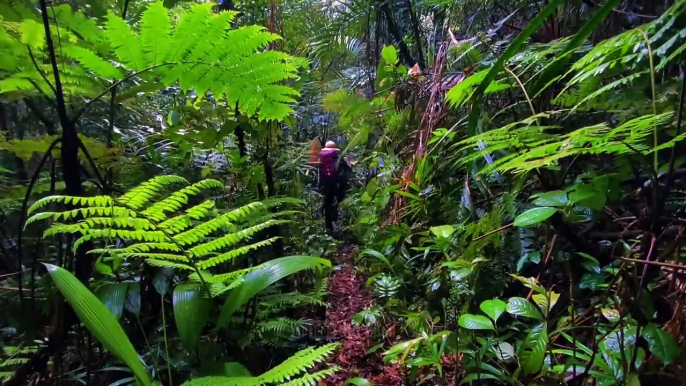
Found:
[514,207,557,227]
[480,299,506,323]
[458,314,494,330]
[507,297,543,320]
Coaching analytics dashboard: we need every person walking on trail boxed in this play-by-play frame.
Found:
[319,140,350,234]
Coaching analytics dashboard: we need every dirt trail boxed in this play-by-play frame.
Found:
[321,245,403,385]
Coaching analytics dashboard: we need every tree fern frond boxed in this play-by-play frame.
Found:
[180,344,339,386]
[118,175,188,210]
[118,252,188,262]
[61,45,122,79]
[28,195,113,214]
[188,220,289,257]
[146,259,195,270]
[257,343,339,384]
[256,317,309,336]
[197,237,281,269]
[259,292,328,310]
[280,368,339,386]
[163,3,217,63]
[51,4,105,45]
[139,1,171,67]
[142,179,222,221]
[158,201,217,233]
[105,13,145,72]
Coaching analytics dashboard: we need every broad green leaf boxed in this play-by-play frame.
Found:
[567,206,594,223]
[532,191,568,207]
[529,0,620,97]
[153,268,174,295]
[44,264,152,386]
[125,283,141,317]
[465,0,564,137]
[507,297,543,320]
[361,249,392,269]
[519,323,547,374]
[514,207,557,227]
[450,267,473,282]
[345,378,372,386]
[579,273,604,290]
[19,19,44,49]
[643,324,680,365]
[604,325,637,352]
[218,256,330,327]
[384,337,423,362]
[601,308,619,323]
[532,291,559,314]
[510,275,545,294]
[380,45,398,66]
[578,252,601,273]
[479,299,506,323]
[173,283,211,351]
[96,283,129,321]
[430,225,455,238]
[492,342,515,362]
[458,314,494,330]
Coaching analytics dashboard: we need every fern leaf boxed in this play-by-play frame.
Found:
[140,2,171,67]
[188,220,289,257]
[145,259,194,270]
[118,175,188,210]
[280,368,339,386]
[197,237,280,269]
[19,19,44,49]
[257,343,340,384]
[105,13,145,72]
[62,45,122,79]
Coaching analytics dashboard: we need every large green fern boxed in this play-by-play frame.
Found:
[181,343,340,386]
[451,112,676,176]
[0,1,306,121]
[25,175,309,296]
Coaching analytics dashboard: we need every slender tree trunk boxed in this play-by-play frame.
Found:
[379,0,415,66]
[406,0,425,69]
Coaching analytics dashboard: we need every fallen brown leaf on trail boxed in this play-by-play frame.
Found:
[318,246,406,386]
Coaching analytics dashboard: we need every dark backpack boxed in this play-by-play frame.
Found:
[320,151,339,179]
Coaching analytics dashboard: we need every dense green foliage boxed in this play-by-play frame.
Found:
[1,0,686,385]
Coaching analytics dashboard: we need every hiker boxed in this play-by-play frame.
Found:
[319,140,350,234]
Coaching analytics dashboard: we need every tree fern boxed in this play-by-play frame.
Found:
[26,175,304,289]
[181,343,340,386]
[452,112,676,176]
[0,1,306,121]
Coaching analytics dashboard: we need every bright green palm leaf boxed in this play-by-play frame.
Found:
[173,283,211,351]
[465,0,564,136]
[217,256,330,327]
[44,264,152,386]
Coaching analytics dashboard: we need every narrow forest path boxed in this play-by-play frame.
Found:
[321,245,403,385]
